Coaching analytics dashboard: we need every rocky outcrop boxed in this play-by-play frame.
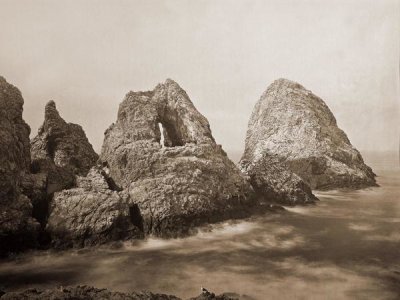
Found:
[31,100,99,193]
[0,76,39,255]
[28,101,99,229]
[0,286,181,300]
[0,286,239,300]
[241,78,377,190]
[98,79,256,237]
[46,167,143,248]
[240,155,317,206]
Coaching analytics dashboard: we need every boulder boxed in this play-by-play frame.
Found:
[0,76,39,255]
[100,79,255,237]
[46,167,143,248]
[240,154,317,206]
[241,79,377,190]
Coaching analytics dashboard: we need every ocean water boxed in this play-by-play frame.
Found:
[0,152,399,299]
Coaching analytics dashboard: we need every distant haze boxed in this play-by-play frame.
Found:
[0,0,399,159]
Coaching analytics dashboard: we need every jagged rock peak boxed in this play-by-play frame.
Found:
[30,100,99,200]
[32,100,98,177]
[241,78,377,190]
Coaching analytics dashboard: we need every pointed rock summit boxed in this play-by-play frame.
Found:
[0,76,39,255]
[241,78,377,190]
[31,100,99,193]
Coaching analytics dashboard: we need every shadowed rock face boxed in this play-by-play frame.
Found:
[100,79,255,237]
[0,76,39,255]
[241,78,377,190]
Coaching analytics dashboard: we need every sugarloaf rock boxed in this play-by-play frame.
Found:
[100,79,255,237]
[30,100,99,194]
[0,76,39,255]
[241,78,377,190]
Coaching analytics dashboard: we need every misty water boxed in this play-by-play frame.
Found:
[0,152,399,299]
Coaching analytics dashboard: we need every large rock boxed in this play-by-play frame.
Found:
[240,154,317,206]
[241,78,377,190]
[31,100,99,194]
[100,79,255,237]
[46,167,143,248]
[29,101,99,229]
[0,76,39,255]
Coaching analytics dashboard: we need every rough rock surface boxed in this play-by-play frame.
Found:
[241,78,377,190]
[100,79,255,237]
[0,286,239,300]
[31,100,99,194]
[46,167,143,248]
[0,76,39,255]
[240,154,317,206]
[28,101,99,232]
[0,286,181,300]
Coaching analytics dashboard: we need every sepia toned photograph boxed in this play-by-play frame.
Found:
[0,0,399,299]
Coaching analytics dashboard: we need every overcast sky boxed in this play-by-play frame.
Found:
[0,0,399,159]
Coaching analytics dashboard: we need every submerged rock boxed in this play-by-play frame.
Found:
[241,78,377,190]
[100,79,255,237]
[0,76,39,255]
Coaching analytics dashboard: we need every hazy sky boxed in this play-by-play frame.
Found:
[0,0,399,159]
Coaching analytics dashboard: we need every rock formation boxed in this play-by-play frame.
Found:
[46,167,143,248]
[0,76,39,255]
[29,101,99,228]
[98,79,256,237]
[31,100,99,193]
[240,155,317,205]
[241,78,377,190]
[0,285,238,300]
[0,286,181,300]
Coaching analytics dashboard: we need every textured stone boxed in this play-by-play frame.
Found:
[46,167,143,248]
[31,100,99,194]
[0,76,39,255]
[241,78,377,190]
[0,286,240,300]
[240,154,317,206]
[100,79,255,237]
[0,286,181,300]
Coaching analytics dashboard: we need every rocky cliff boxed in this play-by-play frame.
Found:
[98,79,255,237]
[0,76,39,255]
[241,78,377,190]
